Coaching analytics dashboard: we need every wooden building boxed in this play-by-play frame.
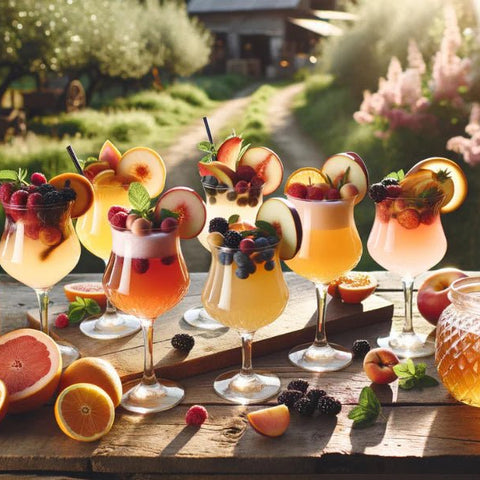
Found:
[187,0,353,77]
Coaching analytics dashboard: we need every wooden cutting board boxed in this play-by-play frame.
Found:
[27,274,393,383]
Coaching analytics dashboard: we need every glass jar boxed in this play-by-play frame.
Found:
[436,276,480,406]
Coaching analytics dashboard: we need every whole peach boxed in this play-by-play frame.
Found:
[363,347,399,384]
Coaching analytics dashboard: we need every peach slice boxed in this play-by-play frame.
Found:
[238,147,283,195]
[405,157,467,213]
[335,272,377,304]
[154,187,206,239]
[49,172,94,218]
[198,161,238,187]
[256,197,302,260]
[117,147,166,197]
[84,161,111,181]
[98,140,122,171]
[247,404,290,437]
[321,152,369,204]
[216,136,243,170]
[284,167,326,193]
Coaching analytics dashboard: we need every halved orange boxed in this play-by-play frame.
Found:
[0,380,9,423]
[49,173,94,218]
[406,157,468,213]
[64,282,107,310]
[54,383,115,442]
[284,167,327,193]
[328,272,377,304]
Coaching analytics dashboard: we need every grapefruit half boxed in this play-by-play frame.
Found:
[64,282,107,310]
[0,328,62,413]
[0,380,9,422]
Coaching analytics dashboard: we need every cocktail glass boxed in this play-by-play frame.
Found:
[76,182,140,339]
[0,201,81,367]
[367,194,447,358]
[102,223,189,413]
[202,237,288,404]
[285,196,362,372]
[183,180,263,330]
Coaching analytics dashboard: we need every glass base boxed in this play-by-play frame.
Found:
[183,306,227,331]
[58,342,80,368]
[214,370,280,405]
[121,378,184,414]
[288,342,352,372]
[377,332,435,358]
[80,312,141,340]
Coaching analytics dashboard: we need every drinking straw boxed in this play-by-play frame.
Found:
[66,145,84,175]
[202,116,214,144]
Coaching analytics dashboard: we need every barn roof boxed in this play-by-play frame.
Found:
[188,0,302,14]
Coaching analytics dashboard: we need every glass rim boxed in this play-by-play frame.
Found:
[207,236,280,253]
[201,179,265,192]
[110,223,180,235]
[286,193,357,203]
[448,276,480,309]
[2,200,73,210]
[379,193,446,202]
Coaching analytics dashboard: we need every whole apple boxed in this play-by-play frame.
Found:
[363,347,399,384]
[417,268,468,325]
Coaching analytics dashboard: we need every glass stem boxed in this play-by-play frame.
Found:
[35,288,50,336]
[313,283,328,347]
[402,276,415,335]
[141,318,157,386]
[240,332,254,377]
[103,258,117,316]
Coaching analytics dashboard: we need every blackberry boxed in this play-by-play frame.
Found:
[381,177,399,186]
[223,230,242,248]
[287,379,309,393]
[37,183,55,195]
[277,389,304,408]
[42,190,63,204]
[293,397,316,416]
[305,388,327,407]
[216,182,229,193]
[209,217,229,234]
[368,183,387,203]
[318,396,342,416]
[171,333,195,353]
[60,187,77,202]
[352,339,371,359]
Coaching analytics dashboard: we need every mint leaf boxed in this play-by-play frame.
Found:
[349,386,381,429]
[255,220,278,237]
[128,182,151,214]
[417,375,439,388]
[67,296,101,324]
[157,208,179,222]
[395,359,439,390]
[0,170,19,182]
[407,358,416,375]
[228,214,240,224]
[84,298,101,316]
[393,363,411,378]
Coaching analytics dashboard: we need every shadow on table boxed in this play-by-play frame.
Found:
[160,425,201,456]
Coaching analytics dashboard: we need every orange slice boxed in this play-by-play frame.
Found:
[0,380,9,423]
[284,167,327,193]
[54,383,115,442]
[64,281,107,310]
[49,173,94,218]
[406,157,468,213]
[117,147,166,197]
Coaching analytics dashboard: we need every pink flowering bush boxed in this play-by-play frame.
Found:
[447,103,480,166]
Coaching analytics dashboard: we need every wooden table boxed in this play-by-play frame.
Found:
[0,272,479,480]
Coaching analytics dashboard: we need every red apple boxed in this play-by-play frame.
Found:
[363,347,399,384]
[417,268,468,325]
[247,404,290,437]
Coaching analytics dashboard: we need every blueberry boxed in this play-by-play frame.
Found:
[247,261,256,274]
[267,235,279,245]
[203,175,218,186]
[234,251,250,266]
[217,183,228,193]
[226,190,237,201]
[235,268,249,279]
[261,248,274,261]
[254,237,269,249]
[219,251,233,265]
[264,260,275,271]
[252,252,264,264]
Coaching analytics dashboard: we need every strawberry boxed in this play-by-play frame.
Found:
[30,172,47,186]
[286,182,307,199]
[420,209,436,225]
[306,185,325,200]
[326,188,341,200]
[397,208,420,229]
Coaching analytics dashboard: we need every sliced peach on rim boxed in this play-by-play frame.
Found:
[98,140,122,171]
[49,172,94,218]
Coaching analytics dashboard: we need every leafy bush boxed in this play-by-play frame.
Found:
[194,74,250,100]
[167,83,211,107]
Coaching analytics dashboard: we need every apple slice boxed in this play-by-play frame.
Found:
[256,197,302,260]
[197,161,237,187]
[247,404,290,437]
[117,147,166,197]
[98,140,122,171]
[216,136,242,170]
[154,187,206,239]
[84,161,111,181]
[238,147,283,195]
[321,152,369,204]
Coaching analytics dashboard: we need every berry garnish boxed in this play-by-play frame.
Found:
[108,205,128,222]
[171,333,195,353]
[223,230,242,248]
[160,217,178,233]
[397,208,420,229]
[306,185,326,200]
[368,183,387,203]
[239,238,255,255]
[54,313,69,328]
[10,189,29,207]
[318,396,342,416]
[132,258,149,274]
[0,183,13,203]
[293,397,316,416]
[277,389,304,409]
[305,388,327,407]
[234,180,249,194]
[208,217,229,234]
[236,165,256,182]
[110,211,128,229]
[287,379,309,393]
[286,182,307,199]
[385,184,402,198]
[30,172,47,186]
[26,192,43,209]
[185,405,208,426]
[381,177,399,186]
[352,339,371,359]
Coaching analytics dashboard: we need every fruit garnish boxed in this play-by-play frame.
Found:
[238,146,283,195]
[328,273,377,304]
[49,172,94,218]
[54,383,115,442]
[247,404,290,437]
[216,135,243,170]
[0,167,29,187]
[396,208,421,229]
[0,380,8,423]
[284,167,326,195]
[67,296,102,324]
[348,386,381,429]
[185,405,208,426]
[117,147,166,197]
[59,357,123,408]
[171,333,195,353]
[84,161,111,181]
[0,328,61,413]
[392,358,439,390]
[405,157,467,213]
[209,217,229,234]
[198,161,237,187]
[98,139,122,171]
[255,197,302,260]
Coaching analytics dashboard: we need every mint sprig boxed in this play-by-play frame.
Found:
[67,296,101,324]
[198,140,217,163]
[348,386,382,429]
[384,169,405,181]
[393,359,439,390]
[0,168,29,185]
[128,182,154,218]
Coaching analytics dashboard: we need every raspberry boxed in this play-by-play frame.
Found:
[30,172,47,186]
[368,183,387,202]
[325,188,341,200]
[236,165,256,182]
[26,192,43,209]
[54,313,69,328]
[306,185,325,200]
[305,388,327,407]
[250,175,264,188]
[160,217,178,233]
[352,339,371,359]
[293,397,316,416]
[110,211,128,229]
[381,177,399,186]
[132,258,149,274]
[277,389,304,408]
[10,189,29,207]
[223,230,242,248]
[397,208,420,229]
[420,209,436,225]
[161,255,176,265]
[235,180,249,194]
[287,379,309,393]
[239,238,255,255]
[0,183,14,204]
[208,217,229,234]
[108,206,128,222]
[318,396,342,416]
[171,333,195,352]
[185,405,208,426]
[385,184,402,198]
[377,201,391,223]
[286,182,307,199]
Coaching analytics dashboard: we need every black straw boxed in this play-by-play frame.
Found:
[66,145,84,175]
[203,116,214,144]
